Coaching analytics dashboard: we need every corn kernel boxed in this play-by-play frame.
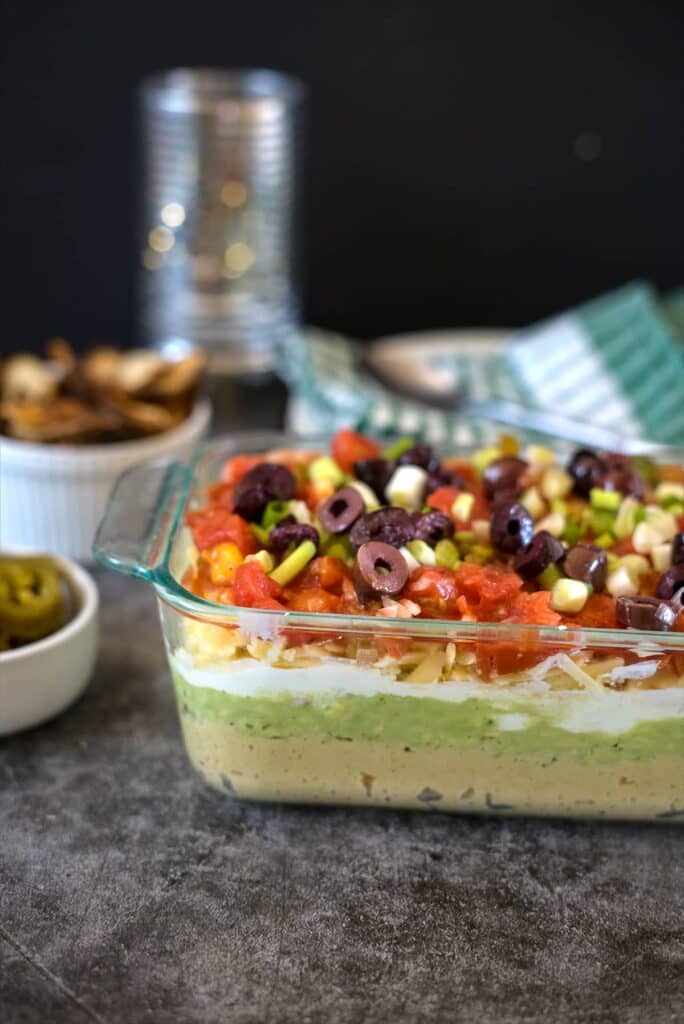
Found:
[524,445,556,469]
[541,467,573,501]
[207,542,244,584]
[499,433,519,456]
[551,578,589,613]
[520,486,545,521]
[617,554,650,577]
[651,542,673,573]
[606,566,639,598]
[632,522,664,554]
[655,482,684,505]
[451,492,475,522]
[644,505,677,541]
[536,512,566,538]
[471,447,501,475]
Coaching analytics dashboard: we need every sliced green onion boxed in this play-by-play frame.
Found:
[382,437,414,459]
[250,523,270,547]
[434,539,460,569]
[269,540,317,586]
[308,455,346,486]
[406,539,436,566]
[590,488,621,512]
[262,500,292,530]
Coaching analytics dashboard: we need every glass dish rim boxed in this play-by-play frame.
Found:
[97,430,684,655]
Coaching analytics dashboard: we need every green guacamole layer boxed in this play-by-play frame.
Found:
[172,671,684,765]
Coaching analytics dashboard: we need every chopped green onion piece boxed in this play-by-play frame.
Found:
[593,532,615,549]
[308,455,346,486]
[561,521,584,545]
[538,564,564,590]
[250,523,270,547]
[382,437,414,459]
[550,498,568,517]
[406,539,437,566]
[664,500,684,515]
[614,497,639,540]
[324,538,352,562]
[434,539,461,569]
[262,500,292,530]
[269,540,317,586]
[585,508,616,537]
[590,488,621,512]
[464,544,494,565]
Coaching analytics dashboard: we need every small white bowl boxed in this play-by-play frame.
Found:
[0,398,211,561]
[0,554,99,736]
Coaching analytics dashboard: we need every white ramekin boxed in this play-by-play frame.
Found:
[0,398,211,561]
[0,553,99,735]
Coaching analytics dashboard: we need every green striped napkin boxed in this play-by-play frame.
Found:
[279,282,684,446]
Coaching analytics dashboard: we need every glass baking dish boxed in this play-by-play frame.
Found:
[94,432,684,821]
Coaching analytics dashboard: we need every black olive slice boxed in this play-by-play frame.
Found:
[615,595,676,631]
[268,521,319,554]
[353,459,396,501]
[490,501,534,554]
[352,541,409,605]
[567,448,607,498]
[655,564,684,601]
[482,456,528,501]
[349,508,416,550]
[318,486,365,534]
[672,532,684,567]
[563,542,608,591]
[513,530,565,580]
[412,510,454,546]
[233,463,296,521]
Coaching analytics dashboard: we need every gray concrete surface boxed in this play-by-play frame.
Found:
[2,380,683,1022]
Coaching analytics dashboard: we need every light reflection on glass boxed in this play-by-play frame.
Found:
[161,202,186,228]
[224,242,254,273]
[148,226,175,253]
[221,180,247,208]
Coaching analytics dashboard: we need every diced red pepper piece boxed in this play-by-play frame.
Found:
[331,429,381,473]
[232,561,284,609]
[186,507,257,555]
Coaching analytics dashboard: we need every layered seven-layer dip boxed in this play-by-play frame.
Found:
[169,430,684,818]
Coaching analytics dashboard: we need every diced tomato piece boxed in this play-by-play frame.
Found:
[294,555,348,592]
[186,507,257,555]
[207,481,235,509]
[443,458,478,488]
[232,561,284,609]
[286,588,341,614]
[565,593,616,629]
[475,642,551,680]
[426,486,460,516]
[221,454,262,485]
[455,563,523,619]
[331,428,381,473]
[404,566,461,612]
[611,538,636,557]
[506,589,561,627]
[660,465,684,484]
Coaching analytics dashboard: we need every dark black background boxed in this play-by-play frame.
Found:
[2,0,683,350]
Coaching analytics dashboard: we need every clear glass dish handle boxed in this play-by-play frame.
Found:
[92,458,186,581]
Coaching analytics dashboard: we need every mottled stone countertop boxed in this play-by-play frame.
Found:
[1,377,682,1023]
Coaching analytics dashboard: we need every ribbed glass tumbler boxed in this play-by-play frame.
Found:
[140,68,304,373]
